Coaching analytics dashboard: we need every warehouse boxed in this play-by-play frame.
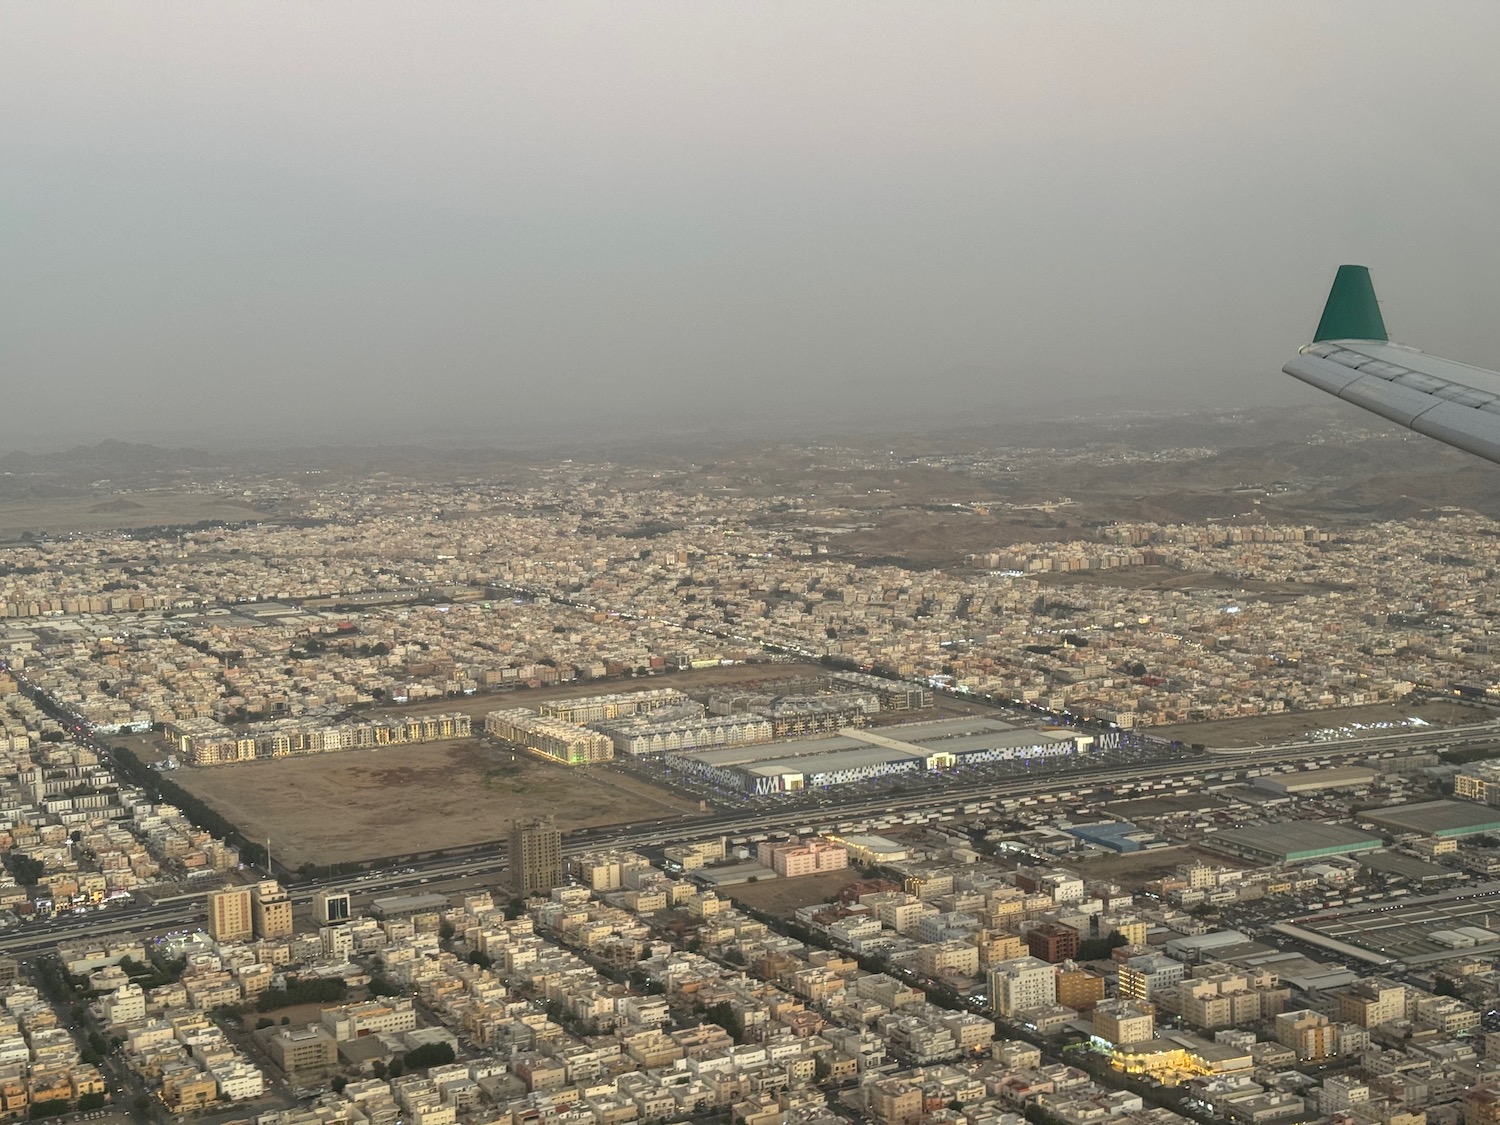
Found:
[671,716,1086,796]
[1067,821,1154,853]
[1252,766,1377,796]
[1361,799,1500,839]
[1206,821,1383,864]
[1355,851,1455,884]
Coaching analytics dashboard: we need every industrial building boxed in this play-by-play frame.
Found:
[1066,821,1155,853]
[1361,799,1500,839]
[1252,766,1377,796]
[1207,821,1383,864]
[670,716,1087,795]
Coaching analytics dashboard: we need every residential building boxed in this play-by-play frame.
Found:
[207,887,253,944]
[757,838,850,879]
[1025,922,1079,964]
[251,880,293,940]
[510,817,563,898]
[989,956,1057,1017]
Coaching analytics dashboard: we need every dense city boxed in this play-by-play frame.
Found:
[0,455,1499,1125]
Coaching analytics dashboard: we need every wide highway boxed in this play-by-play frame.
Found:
[7,718,1489,959]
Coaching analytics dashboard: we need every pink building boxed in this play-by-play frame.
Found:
[757,838,851,879]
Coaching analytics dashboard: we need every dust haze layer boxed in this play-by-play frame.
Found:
[4,2,1500,451]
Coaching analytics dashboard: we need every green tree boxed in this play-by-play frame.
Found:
[367,974,403,998]
[704,1001,743,1044]
[8,855,45,885]
[404,1042,456,1070]
[438,920,456,941]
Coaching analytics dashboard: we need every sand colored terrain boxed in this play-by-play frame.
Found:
[174,739,701,868]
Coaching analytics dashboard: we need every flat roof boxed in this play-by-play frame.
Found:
[678,735,865,767]
[1255,766,1378,792]
[1299,887,1500,963]
[692,862,778,887]
[676,716,1075,768]
[1362,799,1500,838]
[1209,821,1382,860]
[369,893,451,916]
[1355,851,1455,882]
[741,744,925,777]
[871,716,1023,741]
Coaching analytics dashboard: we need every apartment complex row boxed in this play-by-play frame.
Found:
[166,712,471,767]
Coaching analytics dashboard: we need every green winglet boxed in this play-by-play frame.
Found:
[1313,264,1387,342]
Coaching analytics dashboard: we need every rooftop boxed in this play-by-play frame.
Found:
[1362,799,1500,838]
[1208,821,1382,860]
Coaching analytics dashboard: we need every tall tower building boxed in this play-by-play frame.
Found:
[207,886,254,944]
[251,879,294,939]
[509,816,562,897]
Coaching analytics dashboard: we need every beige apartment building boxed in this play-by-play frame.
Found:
[207,887,253,944]
[1092,1000,1154,1047]
[485,709,614,766]
[251,880,294,940]
[510,816,563,897]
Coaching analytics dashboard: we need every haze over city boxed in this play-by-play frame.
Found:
[6,2,1500,448]
[13,9,1500,1125]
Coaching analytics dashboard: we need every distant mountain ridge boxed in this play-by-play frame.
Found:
[0,439,216,472]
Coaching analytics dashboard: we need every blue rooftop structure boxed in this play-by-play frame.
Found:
[1067,821,1146,853]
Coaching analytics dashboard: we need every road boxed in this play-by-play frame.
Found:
[6,717,1488,958]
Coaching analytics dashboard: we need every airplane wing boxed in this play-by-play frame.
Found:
[1284,264,1500,466]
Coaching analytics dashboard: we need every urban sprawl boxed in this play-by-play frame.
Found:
[4,466,1500,1125]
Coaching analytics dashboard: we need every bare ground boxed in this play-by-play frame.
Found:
[1066,844,1253,883]
[723,870,864,918]
[172,739,702,868]
[1151,699,1489,748]
[0,491,274,540]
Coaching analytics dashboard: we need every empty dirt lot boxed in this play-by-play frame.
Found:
[725,870,866,918]
[173,740,703,868]
[1151,698,1488,748]
[1069,844,1252,883]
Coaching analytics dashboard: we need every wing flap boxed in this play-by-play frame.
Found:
[1409,402,1500,465]
[1283,354,1365,396]
[1336,375,1443,429]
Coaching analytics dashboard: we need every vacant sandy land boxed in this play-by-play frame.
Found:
[1068,844,1252,884]
[1151,698,1487,749]
[0,491,275,539]
[725,870,863,919]
[173,739,701,868]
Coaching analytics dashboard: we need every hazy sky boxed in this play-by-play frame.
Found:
[5,3,1500,449]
